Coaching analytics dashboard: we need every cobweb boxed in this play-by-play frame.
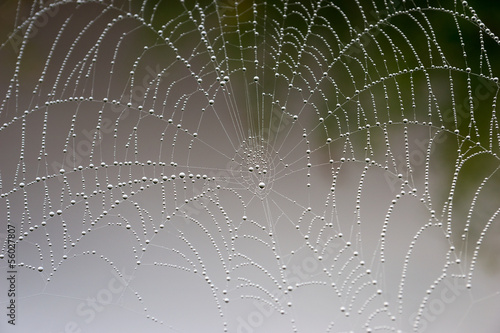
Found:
[1,0,499,332]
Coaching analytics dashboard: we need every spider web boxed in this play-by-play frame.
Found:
[0,0,499,332]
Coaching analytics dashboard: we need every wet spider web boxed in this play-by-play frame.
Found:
[0,0,500,332]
